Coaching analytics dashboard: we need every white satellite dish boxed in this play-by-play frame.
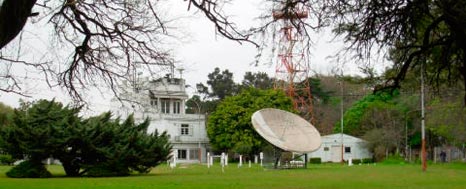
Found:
[251,108,321,153]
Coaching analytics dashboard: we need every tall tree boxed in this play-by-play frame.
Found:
[207,88,294,154]
[330,0,466,103]
[360,101,406,158]
[185,95,203,114]
[206,67,238,100]
[0,102,18,163]
[241,72,274,90]
[337,90,402,136]
[427,97,466,147]
[0,102,13,128]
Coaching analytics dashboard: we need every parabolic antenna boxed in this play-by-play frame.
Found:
[251,108,321,153]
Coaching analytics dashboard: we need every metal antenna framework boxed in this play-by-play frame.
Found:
[273,5,314,123]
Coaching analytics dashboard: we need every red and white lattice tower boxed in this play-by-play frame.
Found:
[273,6,314,123]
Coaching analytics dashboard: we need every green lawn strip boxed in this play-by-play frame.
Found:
[0,163,465,189]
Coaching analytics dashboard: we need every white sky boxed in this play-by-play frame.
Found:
[0,1,383,115]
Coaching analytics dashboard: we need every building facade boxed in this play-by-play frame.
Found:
[112,75,209,163]
[307,133,372,163]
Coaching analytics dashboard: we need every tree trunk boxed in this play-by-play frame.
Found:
[62,160,81,177]
[0,0,37,49]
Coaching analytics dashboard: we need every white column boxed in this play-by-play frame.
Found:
[221,152,226,167]
[260,152,264,166]
[238,155,243,168]
[207,152,211,168]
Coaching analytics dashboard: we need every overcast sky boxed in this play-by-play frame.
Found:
[0,1,383,115]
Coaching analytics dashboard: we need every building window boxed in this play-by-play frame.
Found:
[150,98,158,108]
[178,149,187,160]
[173,100,181,114]
[324,147,329,151]
[345,147,351,153]
[161,98,170,114]
[181,124,190,135]
[189,149,199,160]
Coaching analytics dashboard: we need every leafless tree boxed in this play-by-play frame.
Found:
[0,0,259,103]
[1,0,465,105]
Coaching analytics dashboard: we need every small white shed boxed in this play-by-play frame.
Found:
[308,133,372,163]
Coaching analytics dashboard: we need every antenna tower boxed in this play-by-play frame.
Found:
[273,3,314,122]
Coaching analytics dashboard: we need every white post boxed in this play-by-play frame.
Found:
[254,155,258,164]
[170,155,177,169]
[260,152,264,166]
[221,152,226,167]
[340,79,345,164]
[238,155,243,168]
[221,152,226,173]
[249,160,251,168]
[421,61,427,171]
[210,155,214,167]
[225,154,229,166]
[207,152,211,168]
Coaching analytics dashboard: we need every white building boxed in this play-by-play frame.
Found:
[307,133,372,163]
[112,74,210,163]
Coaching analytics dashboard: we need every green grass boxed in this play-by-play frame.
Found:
[1,163,466,189]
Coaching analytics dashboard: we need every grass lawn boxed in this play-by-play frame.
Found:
[1,163,466,189]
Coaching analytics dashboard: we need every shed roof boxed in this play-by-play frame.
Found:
[321,133,367,143]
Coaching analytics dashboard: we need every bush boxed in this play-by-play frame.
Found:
[0,154,15,165]
[6,160,52,178]
[362,158,374,163]
[309,157,321,164]
[352,159,361,164]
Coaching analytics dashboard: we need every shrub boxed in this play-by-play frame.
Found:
[309,157,321,164]
[6,160,52,178]
[0,154,15,165]
[352,159,361,164]
[362,158,374,163]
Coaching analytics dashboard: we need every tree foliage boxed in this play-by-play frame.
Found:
[205,67,238,100]
[330,0,466,102]
[241,72,274,90]
[0,102,14,151]
[77,113,172,176]
[6,160,52,178]
[426,97,466,147]
[297,78,332,104]
[0,99,171,177]
[0,102,13,127]
[334,90,414,160]
[189,70,276,115]
[207,88,294,154]
[336,90,401,136]
[1,99,81,162]
[360,101,406,159]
